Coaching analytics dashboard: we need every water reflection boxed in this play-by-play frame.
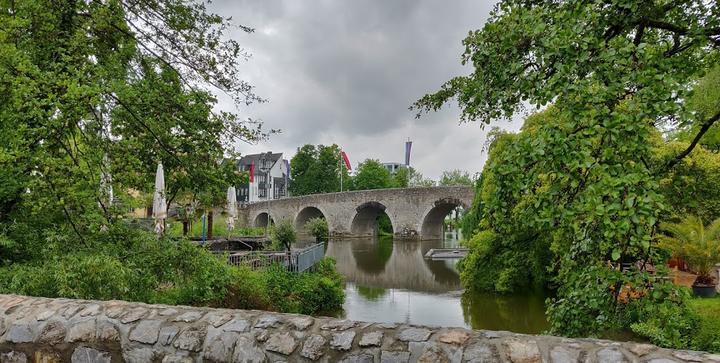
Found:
[326,237,461,292]
[325,236,550,334]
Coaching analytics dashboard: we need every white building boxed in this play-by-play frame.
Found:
[236,152,289,203]
[382,162,405,175]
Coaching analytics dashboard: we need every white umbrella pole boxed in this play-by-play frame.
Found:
[226,186,237,237]
[152,163,167,237]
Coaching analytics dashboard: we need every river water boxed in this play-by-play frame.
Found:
[323,235,549,334]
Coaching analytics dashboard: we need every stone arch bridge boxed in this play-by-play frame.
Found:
[238,186,474,240]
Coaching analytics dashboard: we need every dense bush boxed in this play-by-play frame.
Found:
[458,230,551,293]
[656,142,720,224]
[305,217,329,242]
[0,229,234,305]
[271,220,297,251]
[0,226,344,315]
[261,257,345,315]
[688,298,720,352]
[629,294,720,353]
[377,214,393,236]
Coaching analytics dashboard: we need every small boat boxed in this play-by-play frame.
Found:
[424,248,469,259]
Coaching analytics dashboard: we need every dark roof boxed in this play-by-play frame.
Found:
[237,152,283,170]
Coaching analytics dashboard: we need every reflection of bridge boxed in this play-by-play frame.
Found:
[239,186,474,240]
[325,239,461,293]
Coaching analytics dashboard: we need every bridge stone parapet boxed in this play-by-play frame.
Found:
[239,186,475,240]
[1,294,715,362]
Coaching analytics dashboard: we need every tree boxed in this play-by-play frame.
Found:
[392,166,412,188]
[409,170,436,187]
[439,170,474,186]
[271,220,297,252]
[305,217,329,242]
[414,0,720,338]
[352,159,393,191]
[671,65,720,153]
[392,166,435,188]
[0,1,262,260]
[659,216,720,286]
[289,145,318,196]
[657,141,720,224]
[288,144,347,196]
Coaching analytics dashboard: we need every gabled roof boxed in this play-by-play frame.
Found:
[237,152,283,171]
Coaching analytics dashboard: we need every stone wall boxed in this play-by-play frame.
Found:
[0,294,716,363]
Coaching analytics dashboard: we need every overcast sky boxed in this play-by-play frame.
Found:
[210,1,523,180]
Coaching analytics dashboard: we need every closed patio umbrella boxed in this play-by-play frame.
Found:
[152,163,167,236]
[226,186,237,233]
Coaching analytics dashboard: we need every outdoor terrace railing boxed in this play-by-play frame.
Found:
[215,242,325,273]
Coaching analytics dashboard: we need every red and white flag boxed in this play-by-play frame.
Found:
[341,150,352,171]
[249,161,255,182]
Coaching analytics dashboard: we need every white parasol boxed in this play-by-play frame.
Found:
[152,163,167,236]
[226,186,237,232]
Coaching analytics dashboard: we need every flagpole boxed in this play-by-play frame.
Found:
[339,149,343,192]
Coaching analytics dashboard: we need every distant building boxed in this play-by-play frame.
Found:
[236,152,290,203]
[382,162,406,175]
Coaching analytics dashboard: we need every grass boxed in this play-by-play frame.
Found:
[688,296,720,352]
[166,215,265,238]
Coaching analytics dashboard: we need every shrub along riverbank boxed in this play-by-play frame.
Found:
[0,225,344,316]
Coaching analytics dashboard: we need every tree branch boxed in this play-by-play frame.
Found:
[45,174,87,246]
[106,93,183,165]
[665,109,720,170]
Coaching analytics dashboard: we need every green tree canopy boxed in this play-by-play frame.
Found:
[0,0,262,260]
[392,166,436,187]
[439,169,474,186]
[352,159,393,191]
[671,65,720,153]
[288,144,348,196]
[414,0,720,338]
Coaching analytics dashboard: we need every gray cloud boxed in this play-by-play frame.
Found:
[210,1,523,180]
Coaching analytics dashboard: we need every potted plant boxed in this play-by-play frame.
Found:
[659,215,720,297]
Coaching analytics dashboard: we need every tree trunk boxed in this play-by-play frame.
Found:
[182,220,189,236]
[207,210,214,240]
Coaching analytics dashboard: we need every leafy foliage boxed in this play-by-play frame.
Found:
[687,297,720,353]
[0,0,265,269]
[305,217,329,242]
[351,159,393,191]
[377,214,393,236]
[459,174,485,237]
[657,142,720,224]
[671,65,720,153]
[289,144,349,196]
[659,216,720,283]
[262,257,345,315]
[271,220,297,251]
[415,0,720,341]
[392,166,435,187]
[439,169,475,186]
[0,0,344,316]
[0,227,344,314]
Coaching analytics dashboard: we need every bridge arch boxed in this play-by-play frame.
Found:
[351,201,394,236]
[295,206,326,234]
[253,212,274,228]
[420,197,468,240]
